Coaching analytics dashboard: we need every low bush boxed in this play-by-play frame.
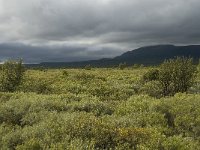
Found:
[139,81,163,98]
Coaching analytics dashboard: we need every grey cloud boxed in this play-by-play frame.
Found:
[0,42,123,63]
[0,0,200,62]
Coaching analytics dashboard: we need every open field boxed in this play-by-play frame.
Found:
[0,67,200,149]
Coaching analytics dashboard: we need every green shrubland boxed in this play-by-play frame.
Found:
[0,58,200,149]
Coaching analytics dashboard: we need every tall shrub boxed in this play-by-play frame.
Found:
[0,60,25,92]
[159,57,196,96]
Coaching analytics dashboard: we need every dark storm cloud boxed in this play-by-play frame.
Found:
[0,42,122,63]
[0,0,200,62]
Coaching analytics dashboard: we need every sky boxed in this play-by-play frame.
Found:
[0,0,200,63]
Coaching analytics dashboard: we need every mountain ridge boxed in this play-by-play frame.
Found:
[38,45,200,68]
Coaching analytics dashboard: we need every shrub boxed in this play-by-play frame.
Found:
[16,139,42,150]
[0,60,25,92]
[20,77,52,94]
[133,64,140,68]
[139,81,163,98]
[141,57,197,97]
[62,70,69,76]
[140,64,144,68]
[84,64,92,70]
[143,69,159,82]
[74,72,95,81]
[159,57,196,96]
[119,62,127,70]
[161,135,200,150]
[71,100,114,116]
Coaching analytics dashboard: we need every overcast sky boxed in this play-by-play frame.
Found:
[0,0,200,63]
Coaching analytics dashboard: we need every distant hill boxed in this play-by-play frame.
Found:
[38,45,200,68]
